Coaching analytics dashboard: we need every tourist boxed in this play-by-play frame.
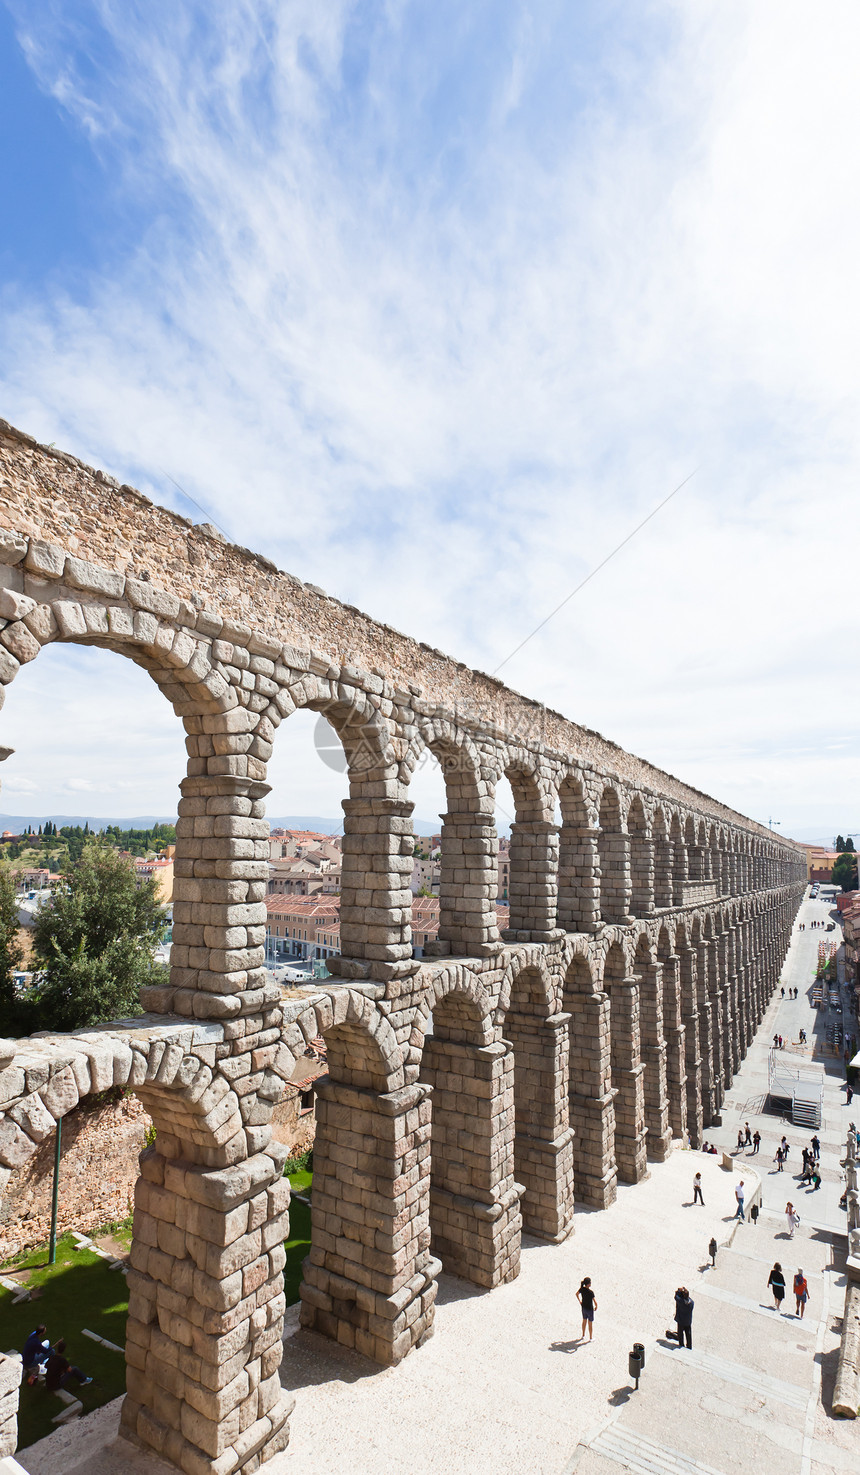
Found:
[21,1325,50,1383]
[744,1122,752,1146]
[781,987,785,998]
[576,1277,597,1341]
[847,1084,854,1106]
[786,1202,800,1238]
[793,1270,809,1319]
[768,1262,786,1309]
[44,1339,92,1392]
[752,1130,761,1154]
[666,1287,694,1349]
[693,1171,704,1205]
[773,1034,779,1050]
[774,1146,784,1171]
[734,1180,745,1220]
[809,1169,821,1192]
[780,1135,789,1159]
[736,1128,745,1152]
[811,1135,820,1162]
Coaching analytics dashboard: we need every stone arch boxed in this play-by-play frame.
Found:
[626,794,652,919]
[599,785,630,925]
[557,771,599,934]
[602,939,646,1183]
[657,923,686,1140]
[652,805,673,910]
[499,755,558,940]
[670,811,687,904]
[415,965,520,1287]
[499,958,574,1241]
[408,722,500,959]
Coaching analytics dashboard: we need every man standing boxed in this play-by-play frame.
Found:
[734,1180,746,1221]
[666,1288,694,1349]
[811,1135,820,1162]
[744,1122,752,1147]
[752,1130,761,1154]
[693,1172,704,1205]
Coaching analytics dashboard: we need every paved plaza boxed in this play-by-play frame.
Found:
[16,890,857,1475]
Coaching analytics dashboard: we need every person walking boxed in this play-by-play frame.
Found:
[811,1135,820,1162]
[810,1168,821,1191]
[666,1287,694,1349]
[744,1122,752,1147]
[793,1269,809,1319]
[736,1128,745,1152]
[734,1180,746,1220]
[786,1201,800,1237]
[781,1135,790,1160]
[752,1130,761,1154]
[768,1262,786,1310]
[577,1277,597,1341]
[693,1171,704,1205]
[774,1146,784,1172]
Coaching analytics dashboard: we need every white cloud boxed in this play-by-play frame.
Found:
[1,1,859,833]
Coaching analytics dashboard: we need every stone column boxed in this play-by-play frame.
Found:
[599,832,632,925]
[505,820,561,942]
[629,835,655,919]
[567,989,616,1208]
[679,949,703,1148]
[122,1143,293,1474]
[638,961,672,1160]
[0,1354,20,1460]
[420,1039,522,1287]
[672,839,688,907]
[300,1078,438,1363]
[336,796,415,980]
[653,836,674,909]
[505,1012,575,1242]
[696,941,717,1126]
[706,940,724,1117]
[557,826,601,933]
[611,977,648,1183]
[661,955,687,1140]
[158,766,275,1022]
[430,810,501,959]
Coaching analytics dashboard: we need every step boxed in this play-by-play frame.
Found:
[592,1424,725,1475]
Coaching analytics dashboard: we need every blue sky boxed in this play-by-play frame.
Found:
[1,1,859,841]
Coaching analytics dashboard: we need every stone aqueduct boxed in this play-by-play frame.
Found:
[0,418,805,1473]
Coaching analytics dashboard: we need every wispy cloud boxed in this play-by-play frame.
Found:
[1,1,859,830]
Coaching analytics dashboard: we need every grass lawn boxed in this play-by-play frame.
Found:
[284,1162,313,1306]
[0,1233,128,1451]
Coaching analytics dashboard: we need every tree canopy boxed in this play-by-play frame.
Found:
[832,851,858,893]
[28,842,168,1032]
[0,865,25,1030]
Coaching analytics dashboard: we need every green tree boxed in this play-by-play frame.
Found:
[832,851,858,893]
[846,837,855,852]
[835,835,846,852]
[0,865,25,1030]
[32,842,167,1031]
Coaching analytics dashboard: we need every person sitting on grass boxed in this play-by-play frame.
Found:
[21,1325,50,1383]
[44,1339,92,1392]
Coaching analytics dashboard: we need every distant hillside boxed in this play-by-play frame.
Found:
[0,812,444,837]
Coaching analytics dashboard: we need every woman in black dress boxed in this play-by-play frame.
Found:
[577,1277,597,1341]
[767,1262,786,1310]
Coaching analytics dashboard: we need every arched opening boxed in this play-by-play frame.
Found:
[652,807,673,910]
[686,814,702,882]
[563,952,614,1208]
[598,787,629,925]
[657,925,686,1140]
[603,941,646,1183]
[627,796,652,918]
[635,934,670,1161]
[676,921,703,1147]
[557,773,598,933]
[670,812,686,905]
[502,764,557,941]
[417,982,518,1288]
[502,964,574,1242]
[415,732,500,959]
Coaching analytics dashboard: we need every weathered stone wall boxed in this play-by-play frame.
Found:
[0,1090,152,1260]
[0,417,806,1474]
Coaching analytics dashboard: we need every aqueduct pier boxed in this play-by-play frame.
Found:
[0,417,805,1472]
